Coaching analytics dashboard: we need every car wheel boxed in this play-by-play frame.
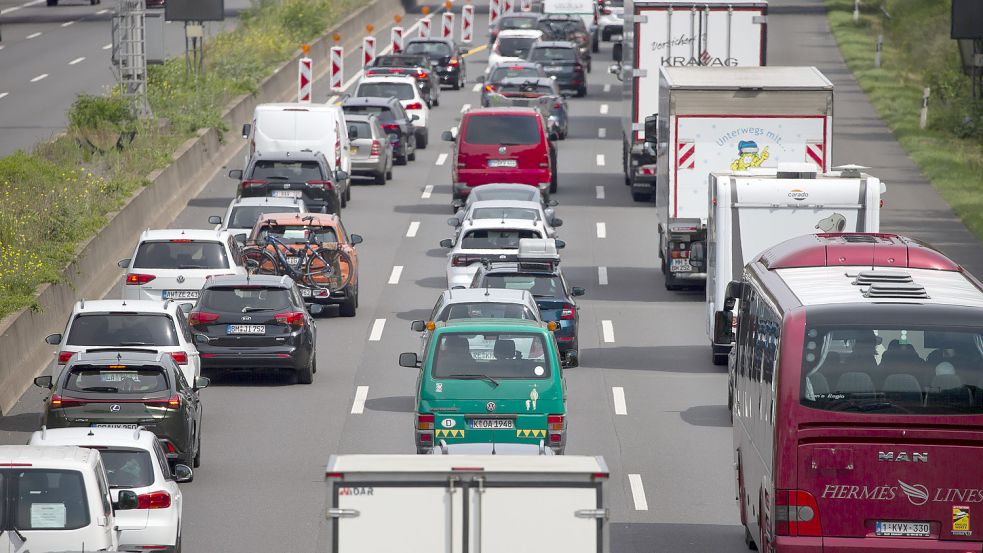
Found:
[632,190,651,202]
[193,429,201,468]
[374,171,386,185]
[296,356,314,384]
[576,86,587,98]
[339,286,357,317]
[591,35,599,53]
[386,167,393,179]
[395,151,408,166]
[345,185,352,203]
[408,136,417,161]
[417,129,428,149]
[433,94,440,107]
[340,190,347,208]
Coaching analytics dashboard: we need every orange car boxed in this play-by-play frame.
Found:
[247,212,363,316]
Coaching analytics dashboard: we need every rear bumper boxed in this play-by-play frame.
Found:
[437,66,461,82]
[351,158,385,174]
[775,536,982,552]
[454,170,550,193]
[199,345,308,370]
[118,510,179,551]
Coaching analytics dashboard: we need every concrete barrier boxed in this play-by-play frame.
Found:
[0,0,406,415]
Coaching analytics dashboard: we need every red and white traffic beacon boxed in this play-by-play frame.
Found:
[720,233,983,553]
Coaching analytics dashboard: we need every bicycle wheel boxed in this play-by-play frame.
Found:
[304,248,354,292]
[242,247,281,276]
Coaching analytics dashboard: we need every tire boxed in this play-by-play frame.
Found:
[345,184,351,202]
[576,86,587,98]
[587,60,592,73]
[591,35,599,53]
[304,248,353,291]
[374,171,386,185]
[192,429,201,468]
[340,190,347,208]
[296,356,314,384]
[452,75,461,90]
[664,272,682,291]
[338,286,357,317]
[416,129,428,149]
[242,248,280,275]
[745,527,758,551]
[632,190,651,202]
[386,167,393,180]
[312,354,317,374]
[712,352,728,366]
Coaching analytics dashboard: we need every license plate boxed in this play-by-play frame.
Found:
[611,33,624,41]
[92,424,137,429]
[545,67,562,72]
[162,290,199,300]
[875,521,930,537]
[670,258,692,273]
[286,256,301,267]
[271,190,302,198]
[349,147,358,154]
[300,287,312,297]
[488,159,517,168]
[227,324,266,335]
[470,418,515,429]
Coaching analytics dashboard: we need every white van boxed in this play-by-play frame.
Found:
[242,103,352,203]
[0,445,139,552]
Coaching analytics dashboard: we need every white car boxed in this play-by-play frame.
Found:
[449,199,562,240]
[354,75,431,149]
[119,229,248,304]
[30,427,191,552]
[594,0,624,43]
[439,218,549,288]
[487,29,543,74]
[411,287,543,353]
[45,299,202,385]
[210,196,308,241]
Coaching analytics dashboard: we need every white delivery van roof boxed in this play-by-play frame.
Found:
[661,66,833,90]
[0,445,96,469]
[327,454,608,474]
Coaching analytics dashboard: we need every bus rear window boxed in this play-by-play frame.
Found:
[801,326,983,415]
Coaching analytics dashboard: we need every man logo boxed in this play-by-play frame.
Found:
[879,451,928,463]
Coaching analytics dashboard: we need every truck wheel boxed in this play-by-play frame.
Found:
[631,190,651,202]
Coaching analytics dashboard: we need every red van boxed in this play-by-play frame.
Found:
[442,107,555,201]
[719,233,983,553]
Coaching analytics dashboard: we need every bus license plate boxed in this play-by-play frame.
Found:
[227,324,266,335]
[470,418,514,429]
[875,521,930,537]
[271,190,303,198]
[162,290,199,300]
[488,159,517,168]
[670,258,692,272]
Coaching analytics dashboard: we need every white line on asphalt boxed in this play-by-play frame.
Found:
[61,20,75,27]
[0,93,8,100]
[0,45,4,50]
[68,57,85,65]
[597,266,608,285]
[102,43,112,50]
[596,222,607,238]
[628,474,649,510]
[30,74,48,82]
[461,103,471,113]
[472,83,481,92]
[421,184,433,199]
[595,185,605,200]
[0,6,18,14]
[96,8,108,14]
[388,265,403,284]
[598,127,606,138]
[406,221,420,237]
[351,386,369,414]
[603,83,611,92]
[613,387,627,415]
[369,319,386,341]
[26,32,41,39]
[435,153,448,166]
[600,103,609,114]
[601,320,615,343]
[596,154,605,166]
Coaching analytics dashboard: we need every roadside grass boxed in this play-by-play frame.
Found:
[0,0,361,319]
[825,0,983,240]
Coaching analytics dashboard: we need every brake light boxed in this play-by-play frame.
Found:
[366,69,378,76]
[405,102,423,110]
[416,71,429,79]
[305,180,334,190]
[145,394,182,409]
[169,352,188,365]
[274,311,305,327]
[560,304,576,320]
[553,101,562,109]
[370,140,381,156]
[547,414,564,430]
[58,351,74,364]
[126,274,156,285]
[240,179,266,188]
[382,123,400,132]
[484,84,496,93]
[451,255,475,267]
[188,311,219,327]
[417,413,434,430]
[775,489,822,537]
[136,491,172,510]
[49,394,84,408]
[448,57,459,66]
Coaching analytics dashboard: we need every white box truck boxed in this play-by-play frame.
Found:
[613,0,768,202]
[317,454,610,553]
[543,0,596,31]
[652,65,834,290]
[705,163,885,366]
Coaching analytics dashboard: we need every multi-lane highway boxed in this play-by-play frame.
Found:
[2,0,982,552]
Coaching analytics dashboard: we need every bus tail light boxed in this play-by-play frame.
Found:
[775,489,822,537]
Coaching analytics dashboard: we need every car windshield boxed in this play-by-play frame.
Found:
[801,326,983,415]
[228,205,300,230]
[357,82,416,101]
[496,37,537,57]
[256,225,338,244]
[499,84,554,95]
[471,207,539,221]
[64,366,169,394]
[483,274,562,297]
[66,314,179,347]
[344,106,396,122]
[405,41,452,57]
[431,332,550,379]
[501,16,539,30]
[347,121,373,140]
[199,287,293,313]
[250,160,324,182]
[440,302,536,321]
[463,115,540,145]
[490,66,541,82]
[10,470,89,530]
[530,47,577,63]
[373,55,425,67]
[100,449,154,488]
[133,240,228,270]
[461,229,542,249]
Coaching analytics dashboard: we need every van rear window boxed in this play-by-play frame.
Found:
[801,326,983,415]
[9,469,90,530]
[250,160,324,182]
[463,115,540,145]
[67,314,179,347]
[432,332,550,379]
[133,240,228,270]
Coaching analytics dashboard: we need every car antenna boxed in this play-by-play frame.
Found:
[485,283,490,297]
[491,441,497,455]
[40,425,46,440]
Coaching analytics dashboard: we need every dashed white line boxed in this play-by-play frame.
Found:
[628,474,649,510]
[102,43,112,50]
[351,386,369,414]
[26,32,42,39]
[61,20,75,27]
[435,153,448,166]
[0,45,5,50]
[596,154,605,166]
[0,92,8,100]
[600,103,609,114]
[369,318,387,341]
[612,387,628,415]
[388,265,403,285]
[601,320,615,343]
[598,127,606,138]
[68,57,85,65]
[595,185,605,200]
[603,83,611,92]
[0,6,19,14]
[1,0,42,12]
[406,221,420,237]
[597,266,608,285]
[96,8,108,14]
[30,74,48,83]
[460,103,471,113]
[596,222,607,239]
[472,83,481,92]
[421,184,433,199]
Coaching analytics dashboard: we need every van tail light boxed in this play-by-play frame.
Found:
[49,394,85,408]
[405,102,424,110]
[305,180,334,190]
[188,311,220,327]
[484,84,496,93]
[58,351,74,364]
[146,394,182,409]
[126,274,156,285]
[274,311,305,328]
[169,352,188,365]
[370,140,381,156]
[240,179,267,188]
[417,414,435,430]
[136,491,172,510]
[547,414,564,431]
[448,57,459,66]
[775,489,822,537]
[560,304,576,320]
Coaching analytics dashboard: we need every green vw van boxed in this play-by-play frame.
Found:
[399,319,567,454]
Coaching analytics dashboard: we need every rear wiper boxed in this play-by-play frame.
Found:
[118,341,152,346]
[177,264,205,269]
[81,386,119,393]
[241,306,272,312]
[448,373,500,388]
[835,400,898,412]
[9,526,27,544]
[264,176,289,180]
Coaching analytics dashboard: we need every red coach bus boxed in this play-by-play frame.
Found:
[718,233,983,552]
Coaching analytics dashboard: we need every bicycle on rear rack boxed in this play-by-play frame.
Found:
[241,217,354,292]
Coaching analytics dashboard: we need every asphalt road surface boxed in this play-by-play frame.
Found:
[2,1,982,552]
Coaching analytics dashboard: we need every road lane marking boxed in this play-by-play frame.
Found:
[472,83,481,92]
[601,320,615,342]
[596,222,606,238]
[595,185,605,200]
[61,20,75,27]
[628,474,648,510]
[102,43,112,50]
[96,8,108,14]
[369,318,386,341]
[30,74,48,82]
[351,386,369,414]
[461,103,470,113]
[597,266,608,285]
[598,127,606,138]
[68,57,85,65]
[388,265,403,284]
[0,6,19,14]
[600,103,609,114]
[0,93,8,100]
[435,153,448,166]
[613,387,627,415]
[603,83,611,92]
[26,32,41,39]
[596,154,605,166]
[463,43,487,57]
[406,221,420,237]
[421,184,433,199]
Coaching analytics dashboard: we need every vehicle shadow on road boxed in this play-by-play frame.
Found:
[425,248,450,259]
[679,404,731,428]
[186,196,230,209]
[415,276,447,289]
[393,204,455,216]
[395,308,431,321]
[611,522,747,553]
[0,412,42,433]
[365,395,416,413]
[562,266,704,303]
[202,369,297,387]
[579,345,724,374]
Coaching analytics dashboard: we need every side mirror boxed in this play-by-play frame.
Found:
[349,234,363,246]
[228,169,243,180]
[179,303,194,314]
[308,303,324,316]
[713,310,735,345]
[399,352,421,368]
[411,114,420,122]
[571,286,586,296]
[240,123,251,139]
[348,126,359,139]
[193,334,209,346]
[335,170,349,181]
[117,259,130,269]
[33,376,53,389]
[234,233,248,244]
[554,239,566,249]
[458,47,468,55]
[208,215,222,225]
[440,238,454,248]
[551,218,563,227]
[115,490,139,511]
[194,376,210,390]
[45,333,62,345]
[564,350,579,368]
[172,464,194,483]
[447,217,462,227]
[644,114,658,144]
[611,42,623,62]
[441,130,455,142]
[410,320,426,332]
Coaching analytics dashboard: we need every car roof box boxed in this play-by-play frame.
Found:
[518,238,560,265]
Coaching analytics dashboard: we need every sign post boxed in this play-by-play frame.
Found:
[489,0,500,30]
[362,35,376,69]
[461,4,474,43]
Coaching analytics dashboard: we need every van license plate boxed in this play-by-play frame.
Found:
[162,290,199,300]
[875,521,930,537]
[92,424,138,429]
[670,258,692,272]
[271,190,303,198]
[488,159,517,168]
[228,324,266,335]
[470,418,515,429]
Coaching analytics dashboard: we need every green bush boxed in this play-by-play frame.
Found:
[68,95,136,132]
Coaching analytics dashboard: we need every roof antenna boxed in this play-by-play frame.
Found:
[88,427,95,436]
[491,441,497,455]
[485,283,490,297]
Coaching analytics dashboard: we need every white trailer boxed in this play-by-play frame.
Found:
[317,454,610,553]
[705,164,885,366]
[543,0,595,31]
[615,0,768,202]
[653,66,834,290]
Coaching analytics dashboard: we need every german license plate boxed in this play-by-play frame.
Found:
[92,424,137,429]
[162,290,199,300]
[271,190,302,198]
[350,147,358,154]
[227,324,266,335]
[875,521,930,537]
[470,418,514,429]
[488,159,517,168]
[545,67,562,73]
[670,258,692,272]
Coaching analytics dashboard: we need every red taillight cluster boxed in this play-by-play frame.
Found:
[305,180,334,190]
[484,84,496,93]
[451,255,482,267]
[382,123,400,132]
[416,71,429,80]
[448,57,459,66]
[274,311,305,327]
[126,274,156,285]
[369,140,382,156]
[146,394,182,409]
[548,414,564,443]
[49,394,84,408]
[136,491,172,510]
[188,311,219,327]
[58,351,74,364]
[405,101,423,110]
[169,352,188,365]
[417,414,435,444]
[775,489,822,537]
[240,179,267,188]
[560,304,576,320]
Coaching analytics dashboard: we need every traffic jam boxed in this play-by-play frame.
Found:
[3,0,982,552]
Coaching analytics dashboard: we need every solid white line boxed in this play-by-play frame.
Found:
[472,83,481,92]
[0,93,8,100]
[351,386,369,414]
[595,185,605,200]
[596,154,605,166]
[460,103,471,113]
[369,319,386,341]
[628,474,648,510]
[435,153,448,166]
[61,20,75,27]
[68,57,85,65]
[0,6,19,14]
[96,8,108,14]
[603,83,611,92]
[612,387,627,415]
[421,184,434,199]
[598,127,606,138]
[601,320,615,343]
[597,266,608,285]
[600,103,609,114]
[406,221,420,237]
[596,222,606,239]
[388,265,403,284]
[30,74,48,82]
[26,32,41,39]
[102,43,112,50]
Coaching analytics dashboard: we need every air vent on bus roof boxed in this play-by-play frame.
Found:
[862,282,929,299]
[852,270,914,286]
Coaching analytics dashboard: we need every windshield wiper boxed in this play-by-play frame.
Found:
[242,306,273,313]
[81,386,119,393]
[10,526,27,544]
[118,341,152,346]
[448,373,500,388]
[264,176,289,180]
[177,264,205,269]
[835,400,900,412]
